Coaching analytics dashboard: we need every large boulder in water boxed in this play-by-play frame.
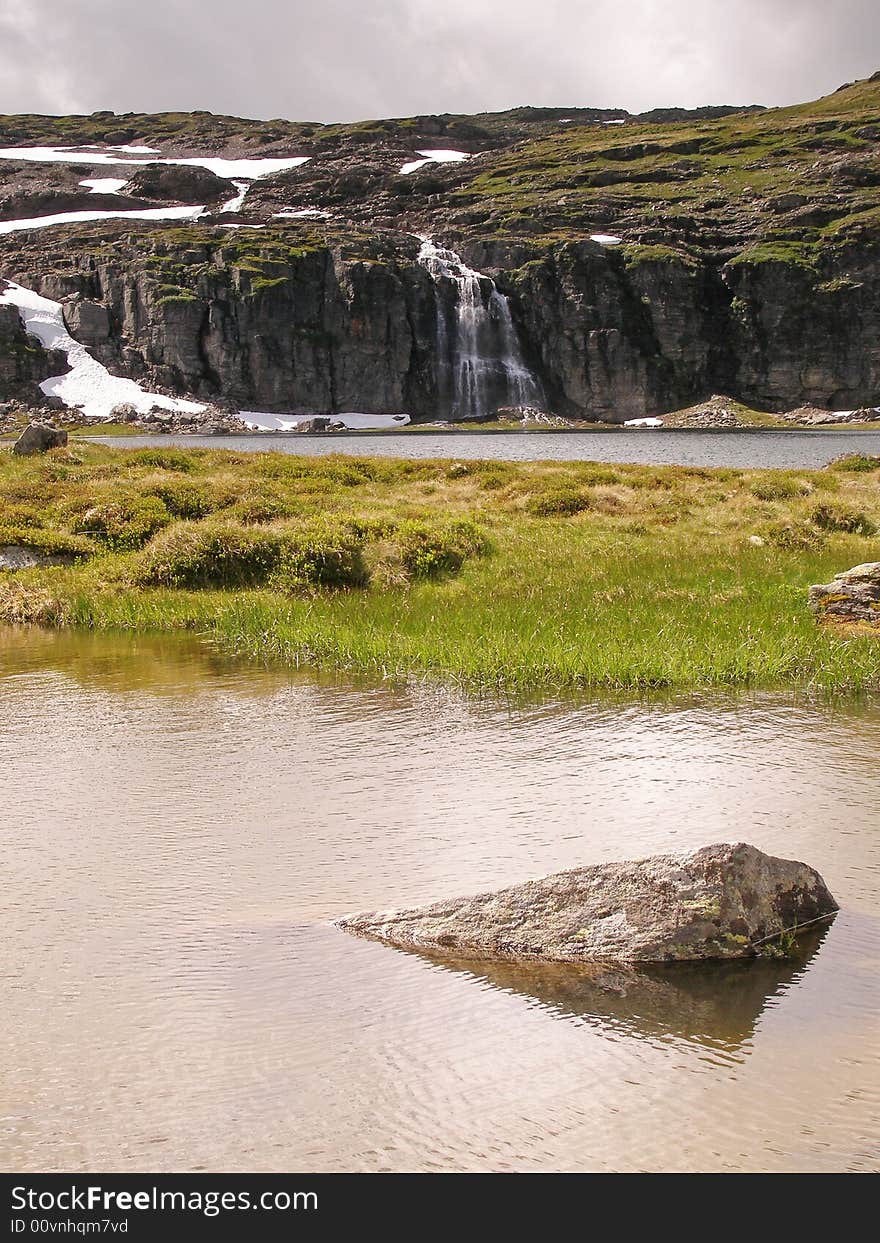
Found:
[809,563,880,625]
[337,843,838,963]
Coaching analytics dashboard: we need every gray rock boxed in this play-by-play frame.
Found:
[0,544,73,571]
[337,843,838,963]
[294,416,332,433]
[124,162,236,204]
[12,423,68,455]
[63,297,111,345]
[809,562,880,624]
[109,403,141,423]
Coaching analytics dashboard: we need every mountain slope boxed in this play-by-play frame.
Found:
[0,75,879,422]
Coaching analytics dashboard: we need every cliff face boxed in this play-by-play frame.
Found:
[1,74,879,421]
[0,301,66,403]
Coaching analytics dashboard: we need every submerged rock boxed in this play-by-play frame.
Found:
[337,843,837,963]
[809,562,880,625]
[12,422,67,455]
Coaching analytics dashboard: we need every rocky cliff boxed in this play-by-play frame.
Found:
[1,75,879,422]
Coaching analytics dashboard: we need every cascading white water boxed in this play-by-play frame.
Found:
[417,237,542,420]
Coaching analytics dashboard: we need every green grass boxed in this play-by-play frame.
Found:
[1,443,879,693]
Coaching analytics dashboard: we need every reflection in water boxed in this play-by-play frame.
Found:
[1,627,878,1172]
[409,929,831,1052]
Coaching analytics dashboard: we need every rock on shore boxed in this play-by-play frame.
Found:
[809,562,880,625]
[12,422,67,454]
[337,843,837,963]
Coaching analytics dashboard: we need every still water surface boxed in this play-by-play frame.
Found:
[87,428,880,469]
[1,628,878,1172]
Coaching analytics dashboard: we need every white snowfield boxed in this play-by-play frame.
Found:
[624,417,664,427]
[242,411,411,431]
[0,204,206,236]
[399,149,470,175]
[0,145,310,180]
[590,233,623,245]
[78,178,128,195]
[0,280,206,420]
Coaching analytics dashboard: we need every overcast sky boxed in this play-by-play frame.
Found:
[0,0,877,122]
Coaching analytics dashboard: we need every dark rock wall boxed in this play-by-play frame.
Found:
[9,231,880,420]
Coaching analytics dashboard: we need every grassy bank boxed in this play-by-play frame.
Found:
[1,443,879,692]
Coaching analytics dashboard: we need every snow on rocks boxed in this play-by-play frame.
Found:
[0,280,206,421]
[590,233,623,245]
[399,149,471,175]
[241,411,411,432]
[624,417,664,428]
[274,207,329,219]
[78,178,128,195]
[0,145,310,180]
[173,155,310,179]
[0,204,206,236]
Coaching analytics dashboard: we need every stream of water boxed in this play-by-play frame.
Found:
[416,239,542,420]
[1,628,877,1172]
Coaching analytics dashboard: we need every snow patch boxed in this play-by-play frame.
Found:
[0,204,206,235]
[173,155,310,179]
[78,177,128,195]
[0,280,206,421]
[274,207,329,218]
[590,233,623,245]
[0,145,310,180]
[241,411,411,431]
[400,149,470,176]
[624,417,664,428]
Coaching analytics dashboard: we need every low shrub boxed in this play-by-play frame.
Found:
[134,521,280,588]
[526,487,592,516]
[0,525,94,559]
[270,518,367,591]
[750,476,812,501]
[393,518,489,578]
[135,518,368,591]
[141,479,220,519]
[128,448,196,473]
[828,453,880,473]
[227,493,294,524]
[764,520,825,551]
[810,502,877,536]
[74,495,171,549]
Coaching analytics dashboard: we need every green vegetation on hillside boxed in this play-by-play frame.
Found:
[1,444,878,692]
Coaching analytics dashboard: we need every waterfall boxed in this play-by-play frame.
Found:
[417,237,542,420]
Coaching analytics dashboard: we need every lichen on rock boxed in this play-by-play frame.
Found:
[337,843,838,964]
[809,563,880,625]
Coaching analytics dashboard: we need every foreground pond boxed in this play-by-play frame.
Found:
[85,428,880,468]
[1,628,878,1172]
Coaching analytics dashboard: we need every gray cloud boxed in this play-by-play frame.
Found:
[0,0,877,122]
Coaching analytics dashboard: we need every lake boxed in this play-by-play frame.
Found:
[2,627,878,1172]
[85,428,880,469]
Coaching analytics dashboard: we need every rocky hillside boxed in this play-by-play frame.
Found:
[1,75,879,422]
